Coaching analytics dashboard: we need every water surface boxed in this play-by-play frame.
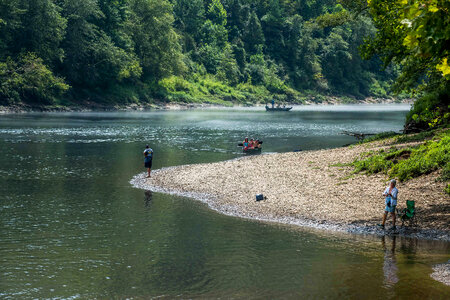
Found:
[1,105,449,298]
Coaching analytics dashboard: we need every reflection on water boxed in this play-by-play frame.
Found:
[382,236,399,287]
[0,108,449,298]
[144,190,153,207]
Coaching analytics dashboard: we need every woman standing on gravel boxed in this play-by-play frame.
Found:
[378,179,398,230]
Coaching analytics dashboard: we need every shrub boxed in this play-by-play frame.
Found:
[405,90,450,133]
[361,131,399,143]
[353,152,393,174]
[390,134,450,181]
[0,53,69,104]
[353,130,450,193]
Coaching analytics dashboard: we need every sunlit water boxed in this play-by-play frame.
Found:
[1,105,449,298]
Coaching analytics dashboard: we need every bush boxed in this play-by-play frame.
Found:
[0,53,69,104]
[405,89,450,133]
[361,131,399,143]
[353,152,393,174]
[353,130,450,190]
[390,134,450,181]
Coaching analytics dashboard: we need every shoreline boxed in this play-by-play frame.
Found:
[130,140,449,242]
[130,170,449,242]
[0,97,413,114]
[431,261,450,286]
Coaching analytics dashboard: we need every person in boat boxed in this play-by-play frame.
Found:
[249,138,255,149]
[271,99,275,108]
[255,139,262,148]
[378,179,398,230]
[243,137,250,150]
[143,145,153,178]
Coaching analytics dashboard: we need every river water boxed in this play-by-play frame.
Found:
[1,105,449,298]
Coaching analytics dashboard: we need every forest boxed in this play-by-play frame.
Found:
[0,0,448,130]
[0,0,398,105]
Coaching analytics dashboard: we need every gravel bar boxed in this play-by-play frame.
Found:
[131,139,450,242]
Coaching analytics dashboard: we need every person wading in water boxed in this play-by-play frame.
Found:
[143,145,153,178]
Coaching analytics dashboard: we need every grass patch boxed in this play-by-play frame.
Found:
[390,132,450,181]
[352,129,450,192]
[330,162,351,167]
[361,131,400,143]
[394,130,436,143]
[336,182,348,186]
[339,174,355,180]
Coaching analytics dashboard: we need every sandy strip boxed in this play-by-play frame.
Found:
[431,261,450,286]
[131,139,449,241]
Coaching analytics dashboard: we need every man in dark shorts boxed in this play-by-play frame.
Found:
[143,145,153,178]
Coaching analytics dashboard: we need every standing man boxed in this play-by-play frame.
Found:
[378,179,398,230]
[143,145,153,178]
[271,99,275,108]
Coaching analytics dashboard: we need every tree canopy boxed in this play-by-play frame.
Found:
[360,0,449,131]
[0,0,431,106]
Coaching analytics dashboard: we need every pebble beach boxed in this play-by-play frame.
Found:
[131,138,449,240]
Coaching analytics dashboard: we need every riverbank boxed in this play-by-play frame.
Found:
[0,97,413,114]
[131,136,449,242]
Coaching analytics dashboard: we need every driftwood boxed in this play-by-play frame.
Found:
[341,131,376,140]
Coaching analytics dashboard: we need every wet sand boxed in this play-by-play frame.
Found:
[131,139,449,241]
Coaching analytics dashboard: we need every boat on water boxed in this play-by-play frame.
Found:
[238,139,263,155]
[265,105,292,112]
[243,147,262,155]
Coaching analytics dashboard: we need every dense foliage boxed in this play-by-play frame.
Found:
[357,0,449,131]
[353,129,450,194]
[0,0,398,106]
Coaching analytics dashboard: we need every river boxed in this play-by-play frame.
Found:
[1,104,449,298]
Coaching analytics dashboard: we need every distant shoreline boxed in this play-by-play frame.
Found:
[131,137,449,243]
[0,97,413,114]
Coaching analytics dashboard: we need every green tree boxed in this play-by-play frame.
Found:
[3,0,66,65]
[0,53,69,104]
[61,0,141,87]
[243,12,265,54]
[261,0,285,61]
[173,0,205,50]
[0,0,24,59]
[207,0,227,26]
[98,0,131,49]
[360,0,449,130]
[362,0,449,92]
[127,0,184,80]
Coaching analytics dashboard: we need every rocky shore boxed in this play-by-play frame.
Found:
[0,102,223,114]
[0,97,413,114]
[131,138,449,242]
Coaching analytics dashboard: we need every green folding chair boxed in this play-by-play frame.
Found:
[397,200,416,227]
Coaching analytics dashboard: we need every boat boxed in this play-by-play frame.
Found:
[265,105,292,112]
[238,141,263,155]
[243,147,262,155]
